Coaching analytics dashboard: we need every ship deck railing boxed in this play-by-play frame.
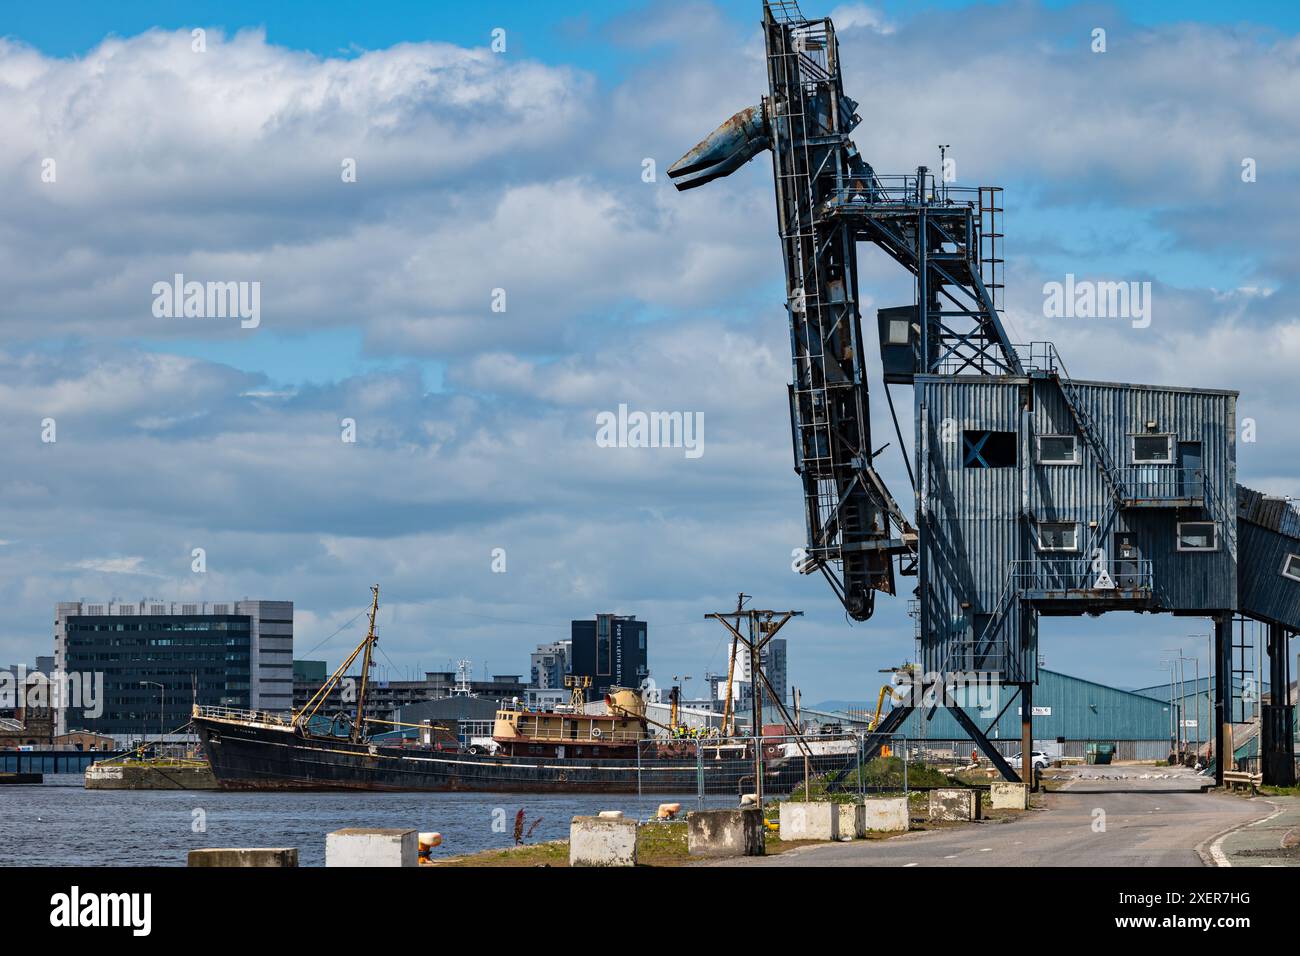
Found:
[193,704,294,727]
[511,727,646,745]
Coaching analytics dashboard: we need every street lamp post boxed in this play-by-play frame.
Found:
[1162,646,1186,760]
[140,681,164,753]
[1187,636,1208,761]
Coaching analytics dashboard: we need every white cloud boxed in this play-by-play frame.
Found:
[2,4,1299,697]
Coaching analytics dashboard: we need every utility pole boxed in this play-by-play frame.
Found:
[1186,636,1206,760]
[1170,655,1180,759]
[1162,646,1183,759]
[705,594,804,809]
[1174,654,1196,764]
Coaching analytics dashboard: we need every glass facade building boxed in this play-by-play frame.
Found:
[55,599,293,740]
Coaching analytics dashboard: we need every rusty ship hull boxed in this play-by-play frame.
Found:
[194,713,701,793]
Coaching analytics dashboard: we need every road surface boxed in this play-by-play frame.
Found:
[713,766,1274,867]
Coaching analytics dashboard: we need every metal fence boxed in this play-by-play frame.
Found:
[636,733,909,808]
[903,737,1169,766]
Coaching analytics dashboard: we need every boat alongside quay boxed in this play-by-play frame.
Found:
[193,585,711,793]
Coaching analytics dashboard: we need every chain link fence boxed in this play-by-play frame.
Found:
[636,733,910,808]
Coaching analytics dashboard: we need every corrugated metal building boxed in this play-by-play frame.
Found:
[892,668,1172,760]
[1237,487,1300,628]
[1130,675,1258,735]
[916,373,1239,684]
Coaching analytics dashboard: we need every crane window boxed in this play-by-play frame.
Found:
[1037,522,1079,552]
[963,430,1017,468]
[1038,435,1078,464]
[1132,434,1173,464]
[1177,522,1218,552]
[1282,554,1300,583]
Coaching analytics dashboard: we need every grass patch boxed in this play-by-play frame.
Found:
[635,821,691,866]
[1259,784,1300,797]
[788,756,952,801]
[435,840,570,868]
[432,822,695,868]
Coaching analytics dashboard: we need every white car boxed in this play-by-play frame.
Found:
[1008,751,1051,770]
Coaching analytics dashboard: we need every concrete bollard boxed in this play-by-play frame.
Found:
[836,802,866,840]
[326,828,418,867]
[686,809,764,857]
[778,801,839,841]
[569,816,638,867]
[188,848,298,867]
[862,796,910,832]
[928,788,981,822]
[990,781,1029,810]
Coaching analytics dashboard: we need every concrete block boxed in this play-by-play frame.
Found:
[836,802,866,840]
[928,788,981,822]
[990,781,1029,810]
[862,796,910,832]
[778,801,839,841]
[569,816,638,867]
[686,809,764,857]
[326,828,418,867]
[88,763,217,790]
[188,848,298,867]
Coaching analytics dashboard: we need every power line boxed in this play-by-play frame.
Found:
[302,608,368,655]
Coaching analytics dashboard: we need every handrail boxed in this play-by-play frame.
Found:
[1116,467,1206,502]
[193,704,292,727]
[1012,558,1154,592]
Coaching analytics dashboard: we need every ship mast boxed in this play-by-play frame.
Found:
[292,584,381,736]
[351,585,380,743]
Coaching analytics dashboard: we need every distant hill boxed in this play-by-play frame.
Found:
[807,700,869,714]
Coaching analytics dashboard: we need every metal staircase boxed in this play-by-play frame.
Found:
[944,568,1021,681]
[1022,342,1127,585]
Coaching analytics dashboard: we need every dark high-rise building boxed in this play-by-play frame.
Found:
[55,599,292,740]
[569,613,648,699]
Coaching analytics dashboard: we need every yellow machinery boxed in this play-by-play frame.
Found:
[564,675,591,715]
[869,684,903,757]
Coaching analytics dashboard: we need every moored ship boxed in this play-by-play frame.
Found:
[193,586,712,792]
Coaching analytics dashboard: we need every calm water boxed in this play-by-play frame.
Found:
[0,775,698,866]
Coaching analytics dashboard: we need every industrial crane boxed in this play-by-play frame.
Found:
[669,1,1020,622]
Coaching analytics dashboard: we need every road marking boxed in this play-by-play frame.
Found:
[978,847,992,852]
[1203,801,1287,868]
[903,862,919,867]
[944,854,958,859]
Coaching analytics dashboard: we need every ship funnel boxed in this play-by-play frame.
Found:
[605,687,646,720]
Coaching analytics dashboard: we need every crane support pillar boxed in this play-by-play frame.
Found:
[1262,623,1296,787]
[1214,613,1232,786]
[1020,682,1033,790]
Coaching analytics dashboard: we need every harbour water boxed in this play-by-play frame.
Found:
[0,776,698,866]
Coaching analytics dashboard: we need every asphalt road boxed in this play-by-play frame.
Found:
[713,766,1271,867]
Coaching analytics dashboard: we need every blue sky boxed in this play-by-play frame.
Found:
[2,0,1298,704]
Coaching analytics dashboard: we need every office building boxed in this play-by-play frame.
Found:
[530,640,571,690]
[570,613,648,699]
[55,599,293,738]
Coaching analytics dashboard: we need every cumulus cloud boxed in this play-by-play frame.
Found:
[1,3,1297,696]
